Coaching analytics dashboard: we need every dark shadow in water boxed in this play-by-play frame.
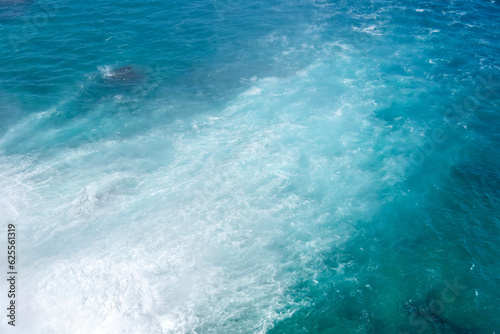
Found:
[0,64,158,156]
[401,292,478,334]
[0,0,33,20]
[60,64,150,120]
[102,65,145,85]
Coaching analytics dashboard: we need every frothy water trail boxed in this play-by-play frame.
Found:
[0,62,414,332]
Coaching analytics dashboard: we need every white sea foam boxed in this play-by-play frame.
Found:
[0,60,414,332]
[98,65,114,78]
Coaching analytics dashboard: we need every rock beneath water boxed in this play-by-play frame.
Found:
[0,0,33,20]
[1,0,31,4]
[401,296,477,334]
[105,66,144,83]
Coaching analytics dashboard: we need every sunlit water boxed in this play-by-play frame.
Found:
[0,0,499,333]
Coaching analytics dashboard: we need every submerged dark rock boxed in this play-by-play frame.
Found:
[1,0,32,4]
[0,0,33,20]
[105,66,144,83]
[401,295,478,334]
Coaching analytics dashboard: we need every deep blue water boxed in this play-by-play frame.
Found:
[0,0,499,333]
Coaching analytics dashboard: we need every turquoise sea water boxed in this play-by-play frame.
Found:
[0,0,499,333]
